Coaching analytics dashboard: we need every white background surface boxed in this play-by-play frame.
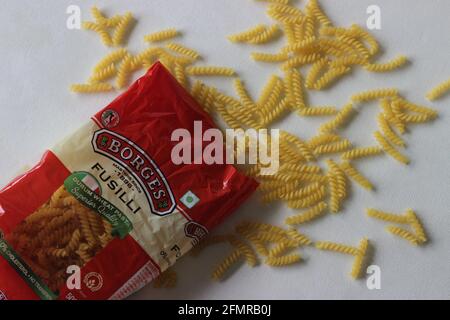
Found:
[0,0,449,300]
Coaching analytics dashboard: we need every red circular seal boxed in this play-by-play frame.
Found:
[101,110,120,128]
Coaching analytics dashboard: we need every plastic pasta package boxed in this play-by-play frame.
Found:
[0,62,258,300]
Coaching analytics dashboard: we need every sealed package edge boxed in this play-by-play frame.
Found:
[0,62,258,300]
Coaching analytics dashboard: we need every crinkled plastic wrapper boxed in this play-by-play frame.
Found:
[0,62,258,300]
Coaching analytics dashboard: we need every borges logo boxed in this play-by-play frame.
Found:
[92,129,176,216]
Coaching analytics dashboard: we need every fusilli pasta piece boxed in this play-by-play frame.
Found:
[186,66,236,77]
[426,78,450,101]
[340,161,374,191]
[351,88,399,103]
[374,131,410,165]
[144,28,180,43]
[265,254,301,267]
[341,146,383,160]
[364,55,408,72]
[70,83,113,93]
[285,201,328,225]
[366,208,409,224]
[385,226,419,246]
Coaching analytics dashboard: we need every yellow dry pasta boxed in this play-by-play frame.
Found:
[285,69,306,110]
[306,0,333,27]
[364,55,408,72]
[351,88,399,103]
[89,63,117,83]
[319,103,354,133]
[245,25,282,44]
[186,66,236,77]
[287,186,326,209]
[340,161,374,191]
[281,53,323,70]
[405,209,427,243]
[298,106,338,117]
[229,237,258,267]
[377,113,406,148]
[212,249,243,281]
[341,146,383,160]
[286,229,312,246]
[228,24,268,42]
[144,28,180,43]
[70,83,113,93]
[92,48,129,73]
[374,131,410,165]
[313,139,352,156]
[386,225,419,246]
[312,66,351,90]
[327,172,340,213]
[426,78,450,101]
[308,133,341,149]
[285,201,328,225]
[305,58,328,89]
[265,254,301,267]
[350,238,369,279]
[326,159,347,200]
[251,51,289,63]
[315,241,360,256]
[166,42,201,60]
[366,208,409,224]
[112,12,135,46]
[82,21,113,46]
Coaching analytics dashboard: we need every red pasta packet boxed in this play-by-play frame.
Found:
[0,62,258,300]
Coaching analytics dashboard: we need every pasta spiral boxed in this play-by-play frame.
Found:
[341,146,383,160]
[315,241,360,256]
[281,53,323,70]
[228,24,267,43]
[93,48,129,73]
[186,66,236,77]
[82,21,113,46]
[212,249,243,281]
[340,161,374,191]
[377,114,405,147]
[265,254,302,267]
[245,25,282,44]
[312,66,351,90]
[305,58,328,89]
[405,209,427,243]
[298,106,338,117]
[351,88,399,103]
[426,78,450,101]
[319,103,354,133]
[287,186,326,209]
[366,208,409,224]
[89,64,117,83]
[350,238,369,279]
[166,42,201,60]
[364,55,408,72]
[386,226,419,246]
[286,229,312,246]
[70,83,113,93]
[374,131,410,165]
[144,28,180,43]
[285,201,328,225]
[306,0,333,27]
[285,69,306,110]
[313,139,352,156]
[112,12,135,46]
[251,52,289,63]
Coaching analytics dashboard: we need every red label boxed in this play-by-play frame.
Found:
[92,129,176,216]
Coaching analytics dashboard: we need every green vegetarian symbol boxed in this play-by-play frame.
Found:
[100,136,109,147]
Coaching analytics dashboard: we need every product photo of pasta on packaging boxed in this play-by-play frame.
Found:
[0,0,449,302]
